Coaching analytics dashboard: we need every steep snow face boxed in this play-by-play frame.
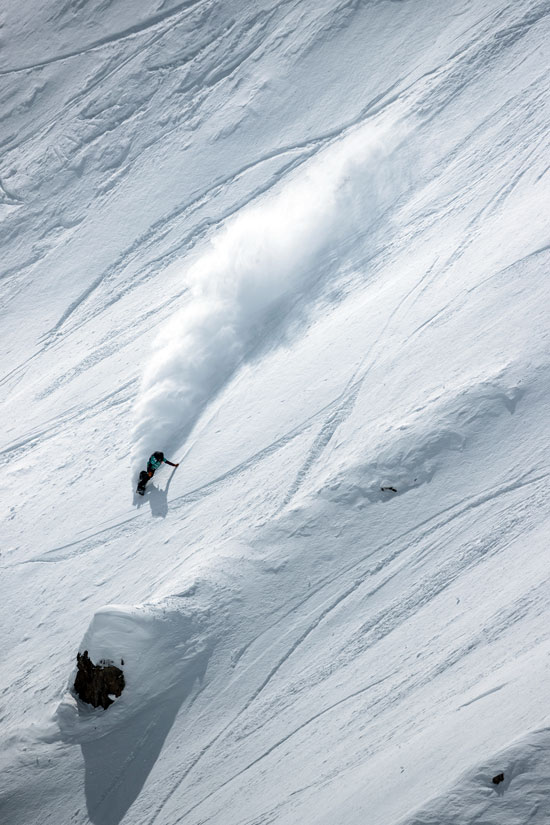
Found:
[1,2,550,825]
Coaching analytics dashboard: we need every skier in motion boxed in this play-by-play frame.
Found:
[136,451,179,496]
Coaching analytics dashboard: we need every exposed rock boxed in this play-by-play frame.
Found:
[74,650,125,709]
[492,772,505,785]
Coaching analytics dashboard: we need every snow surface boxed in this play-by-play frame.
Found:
[1,1,550,824]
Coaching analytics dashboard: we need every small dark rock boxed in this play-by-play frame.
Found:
[74,650,125,709]
[381,486,397,493]
[492,773,504,785]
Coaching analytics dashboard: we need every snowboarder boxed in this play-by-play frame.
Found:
[136,451,179,496]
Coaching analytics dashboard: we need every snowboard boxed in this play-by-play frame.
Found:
[136,471,150,496]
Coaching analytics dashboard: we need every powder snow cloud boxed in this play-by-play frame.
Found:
[131,119,405,470]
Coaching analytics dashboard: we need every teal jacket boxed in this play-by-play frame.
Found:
[147,452,178,473]
[149,454,164,471]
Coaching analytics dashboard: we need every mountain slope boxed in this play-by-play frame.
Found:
[1,2,550,824]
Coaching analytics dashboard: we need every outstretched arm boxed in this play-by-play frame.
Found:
[164,459,179,467]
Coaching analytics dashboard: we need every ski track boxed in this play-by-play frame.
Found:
[37,61,407,349]
[10,460,544,824]
[416,0,550,125]
[0,380,137,463]
[0,0,206,76]
[38,138,327,347]
[4,0,428,362]
[7,0,539,369]
[0,31,161,159]
[3,3,323,351]
[167,675,399,825]
[142,468,550,825]
[2,4,550,824]
[280,248,449,509]
[238,470,550,712]
[12,401,328,564]
[278,36,549,509]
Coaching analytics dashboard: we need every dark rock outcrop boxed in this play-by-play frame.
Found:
[74,650,125,709]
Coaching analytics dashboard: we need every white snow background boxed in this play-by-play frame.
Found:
[1,1,550,824]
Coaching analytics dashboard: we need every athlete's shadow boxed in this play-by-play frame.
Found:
[148,467,177,518]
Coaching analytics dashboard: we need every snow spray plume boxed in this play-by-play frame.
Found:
[131,121,402,473]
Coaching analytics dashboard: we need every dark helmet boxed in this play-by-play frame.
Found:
[153,451,164,461]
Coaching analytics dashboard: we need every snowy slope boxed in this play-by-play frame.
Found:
[1,1,550,824]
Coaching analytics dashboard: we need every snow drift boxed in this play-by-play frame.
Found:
[397,727,550,825]
[57,600,211,744]
[53,600,211,825]
[131,118,407,471]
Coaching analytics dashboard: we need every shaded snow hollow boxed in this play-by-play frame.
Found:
[1,2,550,825]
